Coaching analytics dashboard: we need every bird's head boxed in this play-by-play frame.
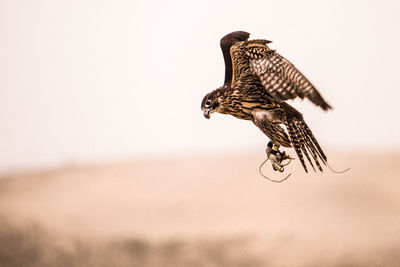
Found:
[201,90,222,119]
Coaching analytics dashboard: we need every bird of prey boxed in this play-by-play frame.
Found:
[201,31,332,173]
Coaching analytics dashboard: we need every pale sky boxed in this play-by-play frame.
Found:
[1,0,399,171]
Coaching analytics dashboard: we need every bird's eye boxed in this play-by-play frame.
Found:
[205,100,211,107]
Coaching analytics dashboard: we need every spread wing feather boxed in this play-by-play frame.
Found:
[249,46,332,110]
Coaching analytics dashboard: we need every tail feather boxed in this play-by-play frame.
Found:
[303,124,327,163]
[286,120,308,172]
[293,121,316,172]
[295,120,323,172]
[286,118,327,173]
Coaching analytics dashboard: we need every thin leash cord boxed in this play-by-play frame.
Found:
[259,158,292,183]
[281,158,293,167]
[327,162,351,174]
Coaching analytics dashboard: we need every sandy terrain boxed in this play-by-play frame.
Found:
[0,150,399,266]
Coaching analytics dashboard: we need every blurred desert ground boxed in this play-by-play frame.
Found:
[1,150,400,266]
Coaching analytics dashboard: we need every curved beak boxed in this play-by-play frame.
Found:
[203,109,211,119]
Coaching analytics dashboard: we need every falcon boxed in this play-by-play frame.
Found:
[201,31,332,173]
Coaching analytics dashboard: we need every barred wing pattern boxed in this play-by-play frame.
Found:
[247,44,332,111]
[230,40,271,90]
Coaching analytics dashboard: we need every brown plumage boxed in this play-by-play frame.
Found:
[201,31,331,173]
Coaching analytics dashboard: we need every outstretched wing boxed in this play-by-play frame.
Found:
[231,39,332,111]
[220,31,250,87]
[248,43,332,111]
